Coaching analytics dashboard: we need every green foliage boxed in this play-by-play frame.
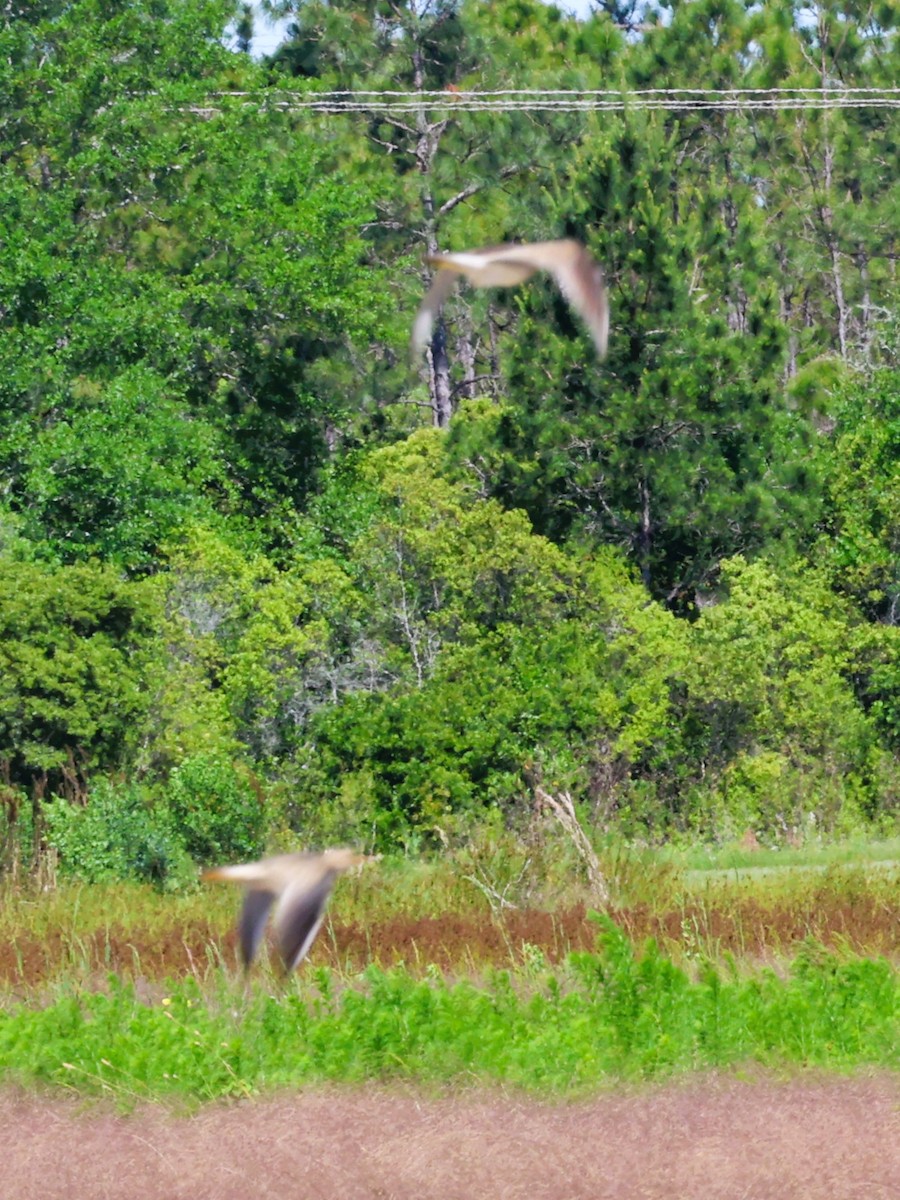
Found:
[0,919,895,1103]
[469,112,810,599]
[154,527,362,767]
[681,556,896,836]
[44,780,193,891]
[7,367,237,571]
[812,369,900,624]
[0,559,161,786]
[288,440,687,840]
[164,756,266,865]
[0,0,394,554]
[0,0,898,850]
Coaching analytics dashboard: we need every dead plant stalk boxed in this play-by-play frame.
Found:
[535,787,609,906]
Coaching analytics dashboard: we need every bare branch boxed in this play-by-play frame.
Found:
[535,787,609,905]
[436,164,528,219]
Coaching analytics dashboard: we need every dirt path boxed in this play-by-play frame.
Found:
[2,1074,897,1199]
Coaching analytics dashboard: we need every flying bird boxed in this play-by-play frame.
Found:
[412,238,609,360]
[203,848,374,973]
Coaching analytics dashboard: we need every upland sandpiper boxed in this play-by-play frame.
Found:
[412,238,609,359]
[203,848,374,973]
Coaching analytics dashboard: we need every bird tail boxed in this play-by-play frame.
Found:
[201,863,262,884]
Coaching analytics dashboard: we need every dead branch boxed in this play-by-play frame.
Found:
[535,787,609,906]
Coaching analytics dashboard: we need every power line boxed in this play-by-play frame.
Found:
[197,86,900,113]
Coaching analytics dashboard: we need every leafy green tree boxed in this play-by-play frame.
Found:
[5,368,237,571]
[164,755,266,864]
[682,556,895,834]
[811,368,900,623]
[150,527,362,768]
[0,0,393,555]
[285,436,688,840]
[0,560,161,789]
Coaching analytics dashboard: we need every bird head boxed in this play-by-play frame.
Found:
[320,848,377,874]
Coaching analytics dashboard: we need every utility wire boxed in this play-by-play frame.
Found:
[195,86,900,113]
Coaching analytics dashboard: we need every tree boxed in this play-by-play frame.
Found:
[265,0,621,426]
[0,560,161,790]
[811,368,900,624]
[4,367,237,571]
[745,0,900,369]
[0,0,393,555]
[682,555,897,834]
[283,433,687,841]
[446,107,811,603]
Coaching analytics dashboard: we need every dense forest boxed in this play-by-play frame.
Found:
[1,0,898,883]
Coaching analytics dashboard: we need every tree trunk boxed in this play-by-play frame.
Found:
[413,45,453,428]
[637,477,652,590]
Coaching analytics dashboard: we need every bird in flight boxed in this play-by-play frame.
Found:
[203,848,375,973]
[412,238,609,360]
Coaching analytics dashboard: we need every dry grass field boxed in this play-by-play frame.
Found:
[2,866,898,991]
[2,857,896,1198]
[1,1074,897,1199]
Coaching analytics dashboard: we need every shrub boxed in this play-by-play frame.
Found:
[0,559,161,788]
[44,780,193,891]
[163,755,266,865]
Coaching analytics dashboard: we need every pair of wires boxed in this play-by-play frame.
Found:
[201,86,900,113]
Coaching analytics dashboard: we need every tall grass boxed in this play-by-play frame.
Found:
[1,850,897,998]
[0,917,895,1106]
[667,835,900,874]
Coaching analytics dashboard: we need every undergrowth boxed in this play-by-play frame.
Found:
[1,852,897,995]
[0,917,896,1107]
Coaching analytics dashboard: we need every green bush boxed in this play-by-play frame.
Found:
[163,755,266,865]
[44,780,193,891]
[0,559,161,787]
[680,556,892,838]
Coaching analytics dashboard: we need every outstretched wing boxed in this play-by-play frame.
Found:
[273,872,337,972]
[238,888,277,968]
[552,250,608,359]
[412,240,608,360]
[411,267,462,358]
[490,241,609,358]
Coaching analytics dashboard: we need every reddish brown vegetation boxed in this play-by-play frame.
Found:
[2,885,897,989]
[0,1074,897,1199]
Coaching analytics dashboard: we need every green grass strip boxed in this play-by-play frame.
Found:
[1,918,896,1104]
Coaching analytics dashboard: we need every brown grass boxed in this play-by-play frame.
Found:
[2,880,897,992]
[0,1074,897,1198]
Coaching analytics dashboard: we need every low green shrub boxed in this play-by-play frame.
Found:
[163,755,266,865]
[44,780,193,891]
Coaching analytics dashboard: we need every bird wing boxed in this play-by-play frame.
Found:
[273,871,336,971]
[489,241,609,358]
[552,251,608,359]
[238,888,278,968]
[411,266,462,358]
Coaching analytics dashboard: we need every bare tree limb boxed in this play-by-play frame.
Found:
[535,787,609,906]
[436,164,529,219]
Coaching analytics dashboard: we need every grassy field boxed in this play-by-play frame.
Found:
[1,916,896,1106]
[2,840,897,990]
[0,841,897,1105]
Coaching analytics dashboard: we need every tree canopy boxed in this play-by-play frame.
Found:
[0,0,897,872]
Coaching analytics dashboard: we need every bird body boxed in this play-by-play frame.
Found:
[428,248,538,288]
[412,238,609,360]
[203,848,372,973]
